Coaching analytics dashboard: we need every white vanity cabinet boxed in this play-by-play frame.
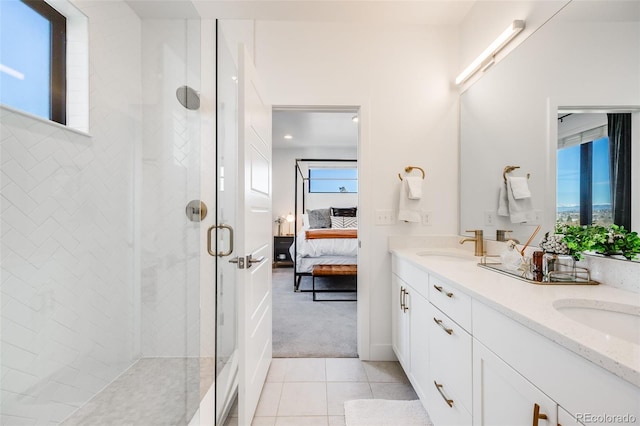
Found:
[391,273,411,368]
[392,255,473,422]
[558,406,585,426]
[391,256,432,401]
[426,276,473,425]
[472,339,557,426]
[473,300,640,426]
[427,303,473,425]
[391,250,640,426]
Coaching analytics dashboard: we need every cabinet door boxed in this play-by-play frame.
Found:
[391,274,410,369]
[558,406,584,426]
[427,305,473,425]
[473,340,557,426]
[408,288,431,401]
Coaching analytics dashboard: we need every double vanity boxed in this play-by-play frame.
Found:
[390,243,640,425]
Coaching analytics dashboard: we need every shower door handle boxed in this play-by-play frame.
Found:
[207,224,234,257]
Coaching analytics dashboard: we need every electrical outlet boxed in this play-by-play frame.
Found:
[532,209,543,225]
[484,210,496,226]
[375,209,395,225]
[422,211,432,225]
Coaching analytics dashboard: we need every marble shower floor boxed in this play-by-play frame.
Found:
[61,357,214,426]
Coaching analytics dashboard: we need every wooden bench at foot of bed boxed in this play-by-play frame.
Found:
[311,264,357,302]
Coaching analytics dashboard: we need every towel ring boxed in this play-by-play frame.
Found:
[398,166,426,181]
[503,165,530,182]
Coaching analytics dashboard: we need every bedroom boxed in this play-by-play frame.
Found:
[271,109,360,357]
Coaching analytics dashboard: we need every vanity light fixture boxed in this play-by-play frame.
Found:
[284,134,293,140]
[455,20,525,85]
[351,115,359,123]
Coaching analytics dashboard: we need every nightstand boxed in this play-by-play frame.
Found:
[273,235,294,267]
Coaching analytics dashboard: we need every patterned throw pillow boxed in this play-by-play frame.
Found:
[331,207,357,217]
[306,208,331,228]
[330,216,358,228]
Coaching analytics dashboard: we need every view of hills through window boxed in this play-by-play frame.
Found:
[556,136,612,226]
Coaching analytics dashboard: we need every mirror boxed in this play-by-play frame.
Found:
[460,0,640,248]
[556,111,633,230]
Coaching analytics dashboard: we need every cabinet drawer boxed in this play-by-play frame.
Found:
[426,378,472,426]
[392,255,429,298]
[429,305,472,414]
[429,275,471,332]
[274,237,294,249]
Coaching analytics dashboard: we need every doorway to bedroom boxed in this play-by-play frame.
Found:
[271,107,359,358]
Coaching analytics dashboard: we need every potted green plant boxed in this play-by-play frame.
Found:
[539,224,594,260]
[588,224,640,260]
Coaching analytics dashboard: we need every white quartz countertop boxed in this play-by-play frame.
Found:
[390,247,640,388]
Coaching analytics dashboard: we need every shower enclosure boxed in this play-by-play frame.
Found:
[0,2,217,424]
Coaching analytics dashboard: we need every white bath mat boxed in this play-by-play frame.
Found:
[344,399,433,426]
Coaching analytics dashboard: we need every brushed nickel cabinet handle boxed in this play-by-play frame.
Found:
[533,403,548,426]
[433,317,453,335]
[434,381,454,407]
[433,284,453,298]
[400,287,405,310]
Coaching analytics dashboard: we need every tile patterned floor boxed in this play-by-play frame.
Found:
[224,358,418,426]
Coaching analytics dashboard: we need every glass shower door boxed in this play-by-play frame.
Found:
[215,26,240,424]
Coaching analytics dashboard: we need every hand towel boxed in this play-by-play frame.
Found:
[398,179,422,223]
[506,178,535,223]
[498,183,509,216]
[508,176,531,199]
[405,176,422,200]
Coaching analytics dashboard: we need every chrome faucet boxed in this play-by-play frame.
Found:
[460,229,484,256]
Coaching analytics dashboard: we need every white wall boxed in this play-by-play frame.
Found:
[457,1,570,90]
[256,21,460,359]
[459,0,640,245]
[0,1,141,423]
[272,147,357,235]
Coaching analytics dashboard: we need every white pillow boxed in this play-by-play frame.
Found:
[330,216,357,229]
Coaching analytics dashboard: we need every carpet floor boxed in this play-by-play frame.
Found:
[272,267,357,358]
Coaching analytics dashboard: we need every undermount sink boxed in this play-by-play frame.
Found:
[416,250,475,260]
[553,299,640,345]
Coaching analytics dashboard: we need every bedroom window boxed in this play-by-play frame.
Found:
[309,167,358,193]
[0,0,66,125]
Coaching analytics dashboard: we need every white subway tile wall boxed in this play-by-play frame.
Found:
[1,1,142,423]
[139,19,201,358]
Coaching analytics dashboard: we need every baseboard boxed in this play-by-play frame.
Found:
[365,343,397,361]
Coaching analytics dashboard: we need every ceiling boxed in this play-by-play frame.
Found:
[272,110,358,149]
[124,0,477,150]
[126,0,476,24]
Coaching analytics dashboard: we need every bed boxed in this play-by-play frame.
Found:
[290,228,358,290]
[291,158,358,291]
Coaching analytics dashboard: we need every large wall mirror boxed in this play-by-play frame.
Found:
[460,0,640,257]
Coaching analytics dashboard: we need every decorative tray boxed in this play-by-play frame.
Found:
[478,262,599,285]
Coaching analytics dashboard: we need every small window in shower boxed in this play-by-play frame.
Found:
[0,0,66,125]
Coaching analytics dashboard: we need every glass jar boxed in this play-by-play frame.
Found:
[542,253,576,282]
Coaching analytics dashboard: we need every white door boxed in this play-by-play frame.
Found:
[236,45,273,425]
